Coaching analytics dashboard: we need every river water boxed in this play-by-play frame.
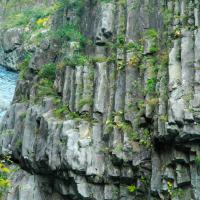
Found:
[0,65,18,119]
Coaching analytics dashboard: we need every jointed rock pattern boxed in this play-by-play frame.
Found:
[1,0,200,199]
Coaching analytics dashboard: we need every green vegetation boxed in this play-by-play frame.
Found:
[35,79,56,101]
[171,188,184,199]
[105,111,152,149]
[167,181,173,196]
[4,0,169,158]
[139,129,152,148]
[116,120,138,140]
[19,57,57,102]
[159,114,168,122]
[39,63,56,80]
[53,104,69,119]
[58,0,85,15]
[146,78,157,95]
[15,139,23,149]
[1,0,88,47]
[100,0,113,3]
[0,156,12,198]
[57,54,88,68]
[113,144,124,153]
[127,185,136,193]
[50,24,87,44]
[167,181,184,199]
[52,97,95,123]
[19,112,27,121]
[195,156,200,168]
[78,98,93,109]
[0,164,10,198]
[162,9,173,26]
[144,29,158,39]
[129,55,140,67]
[18,53,32,79]
[53,105,95,123]
[1,4,59,29]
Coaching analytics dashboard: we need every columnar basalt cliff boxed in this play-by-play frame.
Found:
[0,0,200,200]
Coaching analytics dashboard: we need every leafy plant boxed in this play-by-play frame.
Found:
[149,45,158,54]
[53,105,69,119]
[171,188,184,199]
[78,98,93,109]
[57,54,88,68]
[51,24,87,45]
[139,129,152,148]
[19,112,27,121]
[167,181,173,196]
[0,157,11,198]
[34,79,56,102]
[195,156,200,168]
[146,78,157,94]
[2,4,58,29]
[113,144,124,153]
[39,63,56,80]
[36,17,49,27]
[127,185,136,193]
[145,29,158,39]
[129,55,140,67]
[18,53,32,79]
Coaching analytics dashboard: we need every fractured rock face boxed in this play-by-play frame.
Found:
[95,3,115,45]
[2,28,22,53]
[0,28,24,70]
[6,165,65,200]
[2,0,200,200]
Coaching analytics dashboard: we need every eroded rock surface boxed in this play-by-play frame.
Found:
[1,0,200,200]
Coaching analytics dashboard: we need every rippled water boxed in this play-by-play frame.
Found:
[0,65,18,119]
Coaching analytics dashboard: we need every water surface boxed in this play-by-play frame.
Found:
[0,65,18,119]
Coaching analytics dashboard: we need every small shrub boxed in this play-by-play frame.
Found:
[145,29,158,39]
[39,63,56,80]
[167,181,173,196]
[129,55,140,67]
[51,24,86,45]
[78,98,93,109]
[57,54,88,68]
[139,129,152,148]
[174,29,181,38]
[171,188,184,198]
[113,144,124,153]
[34,79,56,102]
[127,185,136,193]
[146,78,157,94]
[19,112,27,121]
[36,17,49,27]
[146,98,159,106]
[18,53,32,79]
[0,162,11,198]
[53,105,69,119]
[149,45,158,54]
[159,115,168,122]
[105,119,114,133]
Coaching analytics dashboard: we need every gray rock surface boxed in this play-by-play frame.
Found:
[1,0,200,200]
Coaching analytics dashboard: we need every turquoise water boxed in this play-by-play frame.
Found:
[0,66,18,119]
